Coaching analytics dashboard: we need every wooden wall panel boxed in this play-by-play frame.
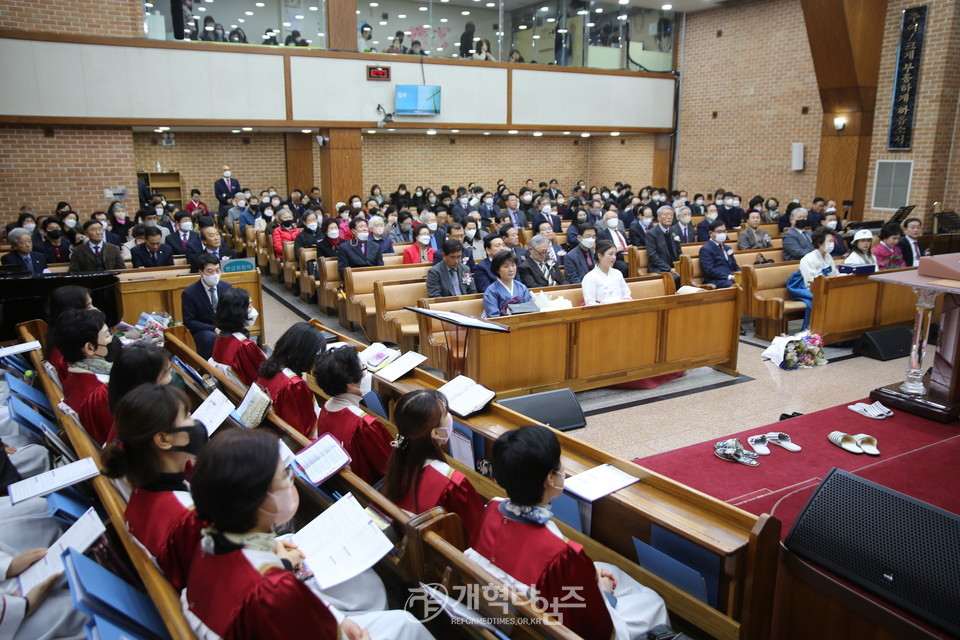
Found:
[284,133,315,194]
[326,0,357,52]
[318,128,363,207]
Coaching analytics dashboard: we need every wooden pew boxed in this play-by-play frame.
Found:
[267,234,284,280]
[16,321,195,640]
[243,226,257,258]
[117,267,265,343]
[808,266,931,343]
[374,279,429,352]
[678,249,786,288]
[740,262,805,340]
[627,246,649,277]
[316,254,408,317]
[282,241,298,290]
[343,263,432,335]
[299,246,318,302]
[255,230,271,269]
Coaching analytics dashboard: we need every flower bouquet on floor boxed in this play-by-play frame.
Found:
[761,330,828,370]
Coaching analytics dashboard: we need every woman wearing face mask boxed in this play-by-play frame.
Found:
[271,210,301,259]
[424,189,439,211]
[255,203,272,233]
[763,198,780,224]
[390,211,415,244]
[255,323,326,438]
[382,390,485,540]
[369,184,385,205]
[15,213,41,246]
[799,226,840,287]
[315,217,343,259]
[314,346,394,486]
[411,186,425,209]
[582,240,632,306]
[390,183,411,209]
[60,211,83,245]
[293,211,322,257]
[212,289,265,387]
[185,429,433,640]
[822,213,848,256]
[106,201,133,241]
[688,193,705,217]
[367,215,393,254]
[463,218,484,255]
[44,285,94,382]
[628,206,655,247]
[52,308,115,444]
[477,192,498,223]
[101,384,206,592]
[403,225,437,264]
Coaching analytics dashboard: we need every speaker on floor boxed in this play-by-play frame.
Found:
[498,388,586,432]
[785,468,960,638]
[853,326,912,360]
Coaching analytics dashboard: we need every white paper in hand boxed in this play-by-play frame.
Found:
[8,458,99,505]
[18,507,105,594]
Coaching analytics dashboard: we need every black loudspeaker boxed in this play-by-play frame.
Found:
[786,469,960,637]
[853,325,913,360]
[498,388,586,432]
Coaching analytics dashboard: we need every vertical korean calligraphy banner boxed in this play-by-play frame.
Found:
[888,6,928,150]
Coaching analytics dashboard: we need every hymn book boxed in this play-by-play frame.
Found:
[438,375,496,417]
[8,457,99,505]
[231,383,271,428]
[294,434,352,485]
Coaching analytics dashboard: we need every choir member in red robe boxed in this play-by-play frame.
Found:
[185,429,434,640]
[211,289,265,387]
[102,383,207,592]
[53,308,114,444]
[107,342,174,411]
[467,426,670,639]
[314,346,393,485]
[44,285,95,384]
[255,323,326,438]
[382,389,484,540]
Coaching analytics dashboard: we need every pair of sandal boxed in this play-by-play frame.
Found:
[714,438,760,466]
[745,432,802,455]
[828,431,881,455]
[847,401,893,420]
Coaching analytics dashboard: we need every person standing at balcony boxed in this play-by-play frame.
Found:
[459,21,476,58]
[358,24,375,52]
[214,165,240,221]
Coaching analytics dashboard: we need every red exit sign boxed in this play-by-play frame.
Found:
[366,66,391,81]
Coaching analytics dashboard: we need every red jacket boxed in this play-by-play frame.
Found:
[272,226,302,258]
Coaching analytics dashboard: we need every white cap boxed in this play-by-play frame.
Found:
[853,229,874,242]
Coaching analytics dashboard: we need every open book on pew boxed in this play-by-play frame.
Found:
[294,434,352,485]
[190,388,236,435]
[18,506,105,595]
[63,547,169,640]
[358,342,401,371]
[8,457,99,505]
[438,375,496,417]
[231,383,271,428]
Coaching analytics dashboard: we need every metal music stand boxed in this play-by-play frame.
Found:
[406,307,509,377]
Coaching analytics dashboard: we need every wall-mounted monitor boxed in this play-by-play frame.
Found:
[395,85,441,116]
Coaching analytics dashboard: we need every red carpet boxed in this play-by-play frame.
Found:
[635,398,960,535]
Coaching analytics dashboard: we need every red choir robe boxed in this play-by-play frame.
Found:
[397,459,485,541]
[124,475,203,593]
[469,498,614,640]
[256,368,318,438]
[185,545,338,639]
[317,394,392,485]
[212,333,266,387]
[62,368,113,445]
[48,348,70,383]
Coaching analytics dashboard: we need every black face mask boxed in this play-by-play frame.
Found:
[167,421,208,457]
[47,229,62,240]
[104,335,123,363]
[281,220,294,229]
[795,219,808,229]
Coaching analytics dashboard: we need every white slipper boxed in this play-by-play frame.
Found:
[853,434,881,456]
[747,434,771,455]
[870,401,894,418]
[828,431,863,454]
[848,403,886,419]
[765,431,802,452]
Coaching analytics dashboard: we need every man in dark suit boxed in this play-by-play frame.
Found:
[519,235,566,288]
[530,196,563,234]
[68,220,125,273]
[501,193,528,229]
[190,218,237,272]
[699,220,740,288]
[336,217,384,276]
[182,253,233,359]
[427,239,478,298]
[2,228,48,273]
[628,207,654,247]
[672,206,697,245]
[473,233,506,293]
[38,217,71,264]
[596,211,630,276]
[898,217,926,266]
[781,208,815,261]
[131,227,175,268]
[450,190,477,224]
[645,206,681,289]
[564,227,597,284]
[498,223,528,264]
[697,204,719,242]
[214,165,241,218]
[91,212,123,246]
[431,223,476,270]
[167,211,203,257]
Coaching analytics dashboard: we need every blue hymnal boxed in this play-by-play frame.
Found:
[837,264,877,275]
[633,537,709,605]
[551,492,584,533]
[650,524,721,607]
[452,421,486,470]
[85,613,147,640]
[171,356,204,387]
[5,372,54,416]
[62,548,170,640]
[47,491,98,524]
[6,395,48,438]
[362,390,388,418]
[0,354,31,375]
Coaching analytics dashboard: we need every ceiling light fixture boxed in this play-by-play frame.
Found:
[242,127,253,131]
[580,132,591,137]
[532,131,543,137]
[426,129,437,135]
[508,129,519,134]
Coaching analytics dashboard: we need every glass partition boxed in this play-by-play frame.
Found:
[141,0,674,71]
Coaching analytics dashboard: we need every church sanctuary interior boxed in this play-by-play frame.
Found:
[4,0,960,637]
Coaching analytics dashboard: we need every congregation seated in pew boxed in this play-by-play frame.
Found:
[482,250,533,318]
[53,308,115,444]
[314,346,394,486]
[255,322,326,438]
[426,239,477,298]
[844,229,878,267]
[182,253,233,360]
[212,288,265,387]
[738,209,774,250]
[519,234,567,288]
[698,220,741,289]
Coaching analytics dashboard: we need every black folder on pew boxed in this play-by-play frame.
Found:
[405,307,509,377]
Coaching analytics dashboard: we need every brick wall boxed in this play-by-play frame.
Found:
[361,133,655,195]
[674,0,822,204]
[862,0,960,229]
[0,126,137,225]
[132,132,293,203]
[0,0,142,38]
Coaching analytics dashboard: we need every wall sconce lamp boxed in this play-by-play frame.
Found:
[834,116,847,131]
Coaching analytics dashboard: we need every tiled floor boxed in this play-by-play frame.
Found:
[257,278,923,461]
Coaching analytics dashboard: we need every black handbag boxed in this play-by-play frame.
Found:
[506,301,541,315]
[754,253,774,264]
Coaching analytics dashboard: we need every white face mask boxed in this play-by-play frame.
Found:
[326,229,338,239]
[679,216,692,225]
[642,216,653,226]
[426,222,438,231]
[223,170,231,178]
[484,197,493,205]
[459,197,469,205]
[581,237,596,249]
[245,307,259,327]
[605,218,619,229]
[695,199,704,206]
[356,231,369,242]
[733,200,741,207]
[706,212,718,222]
[724,198,734,207]
[825,207,837,214]
[434,412,453,444]
[824,241,835,253]
[825,220,838,230]
[715,198,724,206]
[465,229,476,240]
[180,221,193,232]
[522,194,533,203]
[469,197,480,207]
[714,232,727,243]
[358,371,373,395]
[542,205,552,214]
[269,191,277,197]
[372,225,385,236]
[602,192,610,199]
[22,223,36,232]
[415,191,423,196]
[201,272,220,287]
[557,197,565,204]
[418,234,431,245]
[64,218,77,228]
[428,196,437,204]
[306,222,318,232]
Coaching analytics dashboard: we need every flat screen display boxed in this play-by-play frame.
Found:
[395,85,441,116]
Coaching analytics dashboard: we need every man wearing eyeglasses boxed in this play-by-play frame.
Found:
[519,235,567,288]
